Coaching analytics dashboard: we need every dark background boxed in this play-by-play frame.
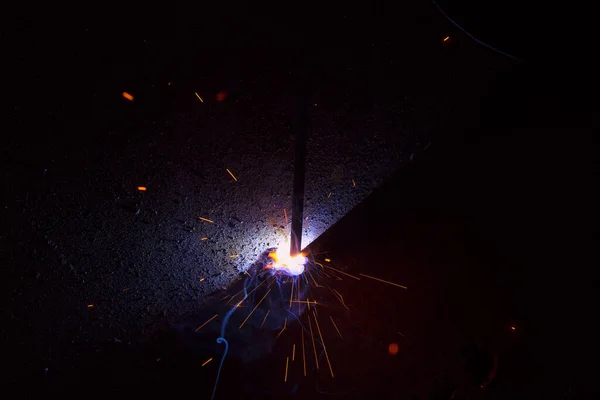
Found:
[3,0,597,398]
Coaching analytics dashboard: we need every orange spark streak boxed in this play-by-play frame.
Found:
[229,276,270,304]
[202,358,213,367]
[284,357,289,382]
[327,192,332,198]
[358,273,407,289]
[226,168,238,181]
[325,258,331,262]
[239,288,272,329]
[291,300,317,305]
[301,328,307,376]
[195,314,218,332]
[230,254,238,258]
[201,237,208,240]
[199,217,214,223]
[245,271,251,277]
[87,304,94,308]
[443,36,450,42]
[276,318,288,339]
[289,278,294,309]
[330,316,344,340]
[123,288,129,291]
[323,265,361,280]
[292,344,296,361]
[297,278,301,313]
[195,92,204,103]
[122,92,134,101]
[313,313,334,377]
[199,278,205,282]
[306,267,321,287]
[260,310,271,329]
[137,186,147,191]
[352,179,356,187]
[331,288,350,310]
[284,208,288,225]
[308,315,319,369]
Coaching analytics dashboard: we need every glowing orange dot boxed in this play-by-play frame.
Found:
[137,186,147,191]
[511,326,516,331]
[388,343,399,356]
[122,92,134,101]
[216,91,228,102]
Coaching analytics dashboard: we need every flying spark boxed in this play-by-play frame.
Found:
[230,254,239,258]
[226,168,238,181]
[195,92,204,102]
[137,186,147,191]
[202,358,213,367]
[443,36,450,42]
[352,179,356,187]
[260,310,271,329]
[122,92,134,101]
[327,192,332,198]
[330,316,344,340]
[199,217,214,223]
[195,314,219,332]
[325,258,331,262]
[199,278,205,282]
[313,312,334,377]
[292,344,296,361]
[201,237,208,240]
[284,357,289,382]
[239,288,272,329]
[308,315,319,369]
[284,208,288,225]
[301,328,307,376]
[87,304,94,308]
[359,273,407,289]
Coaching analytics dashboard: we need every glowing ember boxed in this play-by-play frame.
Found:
[266,243,306,276]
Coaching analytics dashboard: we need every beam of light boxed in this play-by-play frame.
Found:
[323,265,361,280]
[239,288,272,329]
[260,310,271,329]
[199,217,214,223]
[195,314,219,332]
[137,186,147,191]
[267,242,306,276]
[313,312,334,378]
[195,92,204,102]
[122,92,134,101]
[308,315,319,369]
[329,316,343,340]
[202,357,213,366]
[359,273,407,289]
[284,357,289,382]
[292,344,296,361]
[301,328,307,376]
[226,168,237,181]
